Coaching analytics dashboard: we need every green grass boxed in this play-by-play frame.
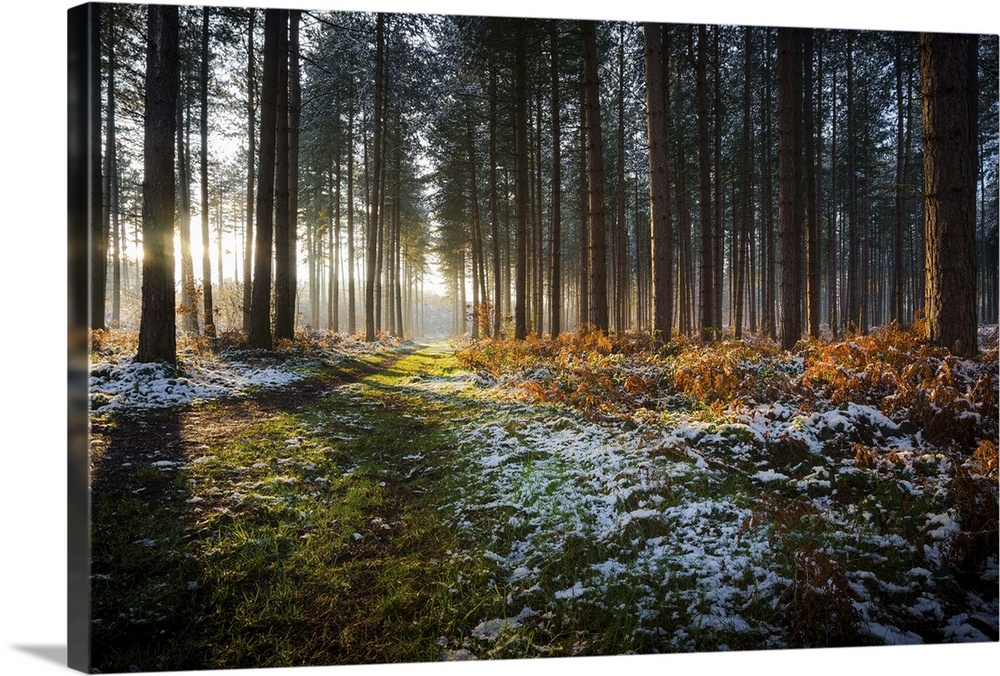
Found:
[90,346,515,672]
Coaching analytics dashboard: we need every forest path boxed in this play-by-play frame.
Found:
[88,341,494,672]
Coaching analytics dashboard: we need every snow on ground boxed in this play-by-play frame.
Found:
[88,334,403,414]
[402,350,998,652]
[89,356,305,414]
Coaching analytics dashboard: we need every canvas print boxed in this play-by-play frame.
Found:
[68,1,999,672]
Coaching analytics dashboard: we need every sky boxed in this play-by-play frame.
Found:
[1,1,997,675]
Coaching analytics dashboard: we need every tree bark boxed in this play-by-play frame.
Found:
[549,21,562,338]
[514,20,529,340]
[242,8,255,335]
[137,4,179,364]
[274,10,292,341]
[920,32,978,357]
[200,6,215,337]
[91,4,105,333]
[696,25,714,342]
[643,22,673,343]
[248,8,281,349]
[778,27,803,350]
[581,20,608,332]
[365,14,384,341]
[177,92,199,334]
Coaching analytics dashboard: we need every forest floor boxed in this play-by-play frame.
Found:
[86,327,998,672]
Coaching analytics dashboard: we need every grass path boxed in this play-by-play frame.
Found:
[90,343,506,672]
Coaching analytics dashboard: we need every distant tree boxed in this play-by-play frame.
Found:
[549,21,562,339]
[137,4,179,364]
[514,19,529,340]
[581,20,609,332]
[696,25,714,342]
[199,6,215,338]
[242,8,255,335]
[920,32,978,357]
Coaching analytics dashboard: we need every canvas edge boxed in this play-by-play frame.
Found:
[67,2,97,673]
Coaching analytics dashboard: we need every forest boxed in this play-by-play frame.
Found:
[71,2,999,672]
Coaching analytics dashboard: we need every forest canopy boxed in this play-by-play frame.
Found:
[83,3,999,359]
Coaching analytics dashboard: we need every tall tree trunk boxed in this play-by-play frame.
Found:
[803,29,819,339]
[578,77,590,329]
[712,26,724,333]
[892,36,906,325]
[534,91,544,335]
[200,6,215,337]
[242,8,255,335]
[581,20,608,332]
[105,12,120,328]
[137,4,179,364]
[91,4,106,333]
[333,148,342,331]
[489,66,502,336]
[549,21,562,338]
[177,92,199,334]
[514,20,529,340]
[249,8,281,349]
[643,22,673,343]
[347,95,356,334]
[778,28,803,350]
[288,10,300,333]
[735,27,752,339]
[614,29,628,332]
[696,25,714,342]
[846,34,861,333]
[920,32,978,357]
[828,56,839,337]
[365,14,384,341]
[761,29,777,339]
[274,10,293,341]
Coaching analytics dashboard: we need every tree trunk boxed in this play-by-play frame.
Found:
[778,27,803,350]
[274,10,293,341]
[696,25,714,342]
[365,14,385,341]
[514,20,529,340]
[489,66,502,337]
[91,4,106,333]
[200,6,215,338]
[177,91,199,334]
[712,26,724,333]
[288,10,301,333]
[105,11,120,328]
[578,77,590,329]
[347,95,356,334]
[549,21,562,338]
[242,8,255,335]
[846,35,861,333]
[735,27,752,339]
[920,32,978,357]
[581,20,608,332]
[137,4,179,364]
[803,29,820,339]
[643,22,673,343]
[248,8,281,349]
[828,56,839,337]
